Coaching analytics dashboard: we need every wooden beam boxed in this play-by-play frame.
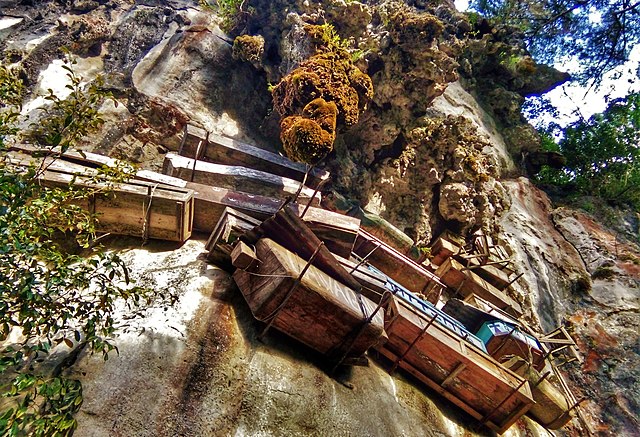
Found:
[231,241,260,272]
[163,153,320,205]
[179,128,330,188]
[441,362,467,387]
[435,258,523,317]
[354,229,446,298]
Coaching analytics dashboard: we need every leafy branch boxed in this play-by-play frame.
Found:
[0,55,152,435]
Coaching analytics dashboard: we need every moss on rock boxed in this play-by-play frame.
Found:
[272,50,372,127]
[388,10,444,47]
[232,34,265,67]
[280,98,337,164]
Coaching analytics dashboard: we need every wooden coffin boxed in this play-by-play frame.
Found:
[37,169,194,242]
[435,258,523,317]
[477,321,546,371]
[429,234,463,266]
[138,166,359,249]
[334,254,389,305]
[178,126,330,188]
[12,145,357,248]
[163,153,320,205]
[244,204,363,292]
[353,229,445,300]
[376,296,534,434]
[232,238,386,357]
[430,235,515,290]
[299,206,360,259]
[509,360,571,430]
[205,207,261,267]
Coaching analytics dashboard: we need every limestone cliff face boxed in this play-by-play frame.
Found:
[1,0,638,436]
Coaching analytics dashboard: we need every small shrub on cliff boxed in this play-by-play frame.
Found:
[0,58,151,435]
[200,0,246,33]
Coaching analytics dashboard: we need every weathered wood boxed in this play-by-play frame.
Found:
[511,361,571,430]
[435,258,523,317]
[231,241,260,272]
[376,296,534,434]
[430,235,516,290]
[430,236,462,267]
[206,207,261,267]
[138,168,360,252]
[179,128,330,188]
[163,153,320,205]
[245,205,363,292]
[347,206,418,259]
[12,146,354,244]
[300,206,360,259]
[333,254,389,304]
[33,168,194,242]
[233,238,385,357]
[353,229,445,298]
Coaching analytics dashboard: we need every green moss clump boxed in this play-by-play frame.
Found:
[272,50,372,127]
[232,34,265,67]
[280,98,338,164]
[388,10,444,46]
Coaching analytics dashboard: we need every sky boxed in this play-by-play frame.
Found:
[453,0,640,128]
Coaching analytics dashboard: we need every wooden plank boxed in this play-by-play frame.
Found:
[11,146,354,248]
[377,296,533,434]
[232,238,385,357]
[163,153,320,205]
[435,258,523,317]
[459,260,513,291]
[33,168,194,242]
[138,168,360,253]
[334,254,389,304]
[429,236,461,266]
[179,128,330,188]
[347,206,418,258]
[353,229,445,298]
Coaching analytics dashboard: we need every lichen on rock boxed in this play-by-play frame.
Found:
[366,115,508,244]
[232,34,265,68]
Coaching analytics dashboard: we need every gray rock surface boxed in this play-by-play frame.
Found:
[2,0,638,435]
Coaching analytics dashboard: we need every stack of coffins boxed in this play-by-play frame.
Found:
[376,293,534,434]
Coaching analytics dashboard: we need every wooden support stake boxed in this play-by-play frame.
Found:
[178,124,188,155]
[258,241,324,340]
[300,176,329,219]
[531,371,551,389]
[349,242,382,274]
[504,272,524,289]
[441,362,467,387]
[480,378,529,426]
[330,291,391,374]
[190,140,203,182]
[142,185,154,244]
[390,312,439,374]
